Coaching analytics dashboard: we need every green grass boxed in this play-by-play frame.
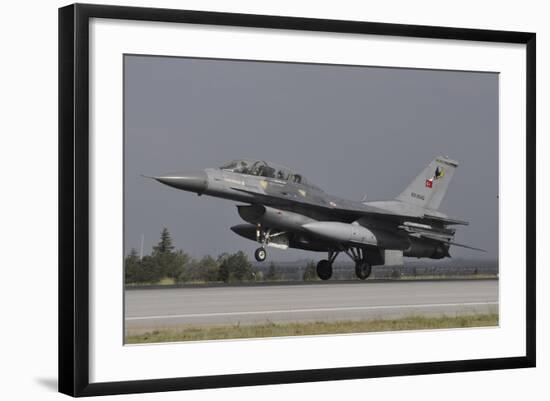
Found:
[125,313,498,344]
[395,274,498,281]
[156,277,176,285]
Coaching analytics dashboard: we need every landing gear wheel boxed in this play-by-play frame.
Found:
[355,261,372,280]
[316,259,333,280]
[254,247,267,262]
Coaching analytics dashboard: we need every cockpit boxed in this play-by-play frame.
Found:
[219,159,309,185]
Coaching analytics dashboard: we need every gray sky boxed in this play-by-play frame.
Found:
[124,55,498,261]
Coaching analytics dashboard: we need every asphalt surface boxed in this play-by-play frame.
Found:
[124,279,498,332]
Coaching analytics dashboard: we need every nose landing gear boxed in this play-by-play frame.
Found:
[253,224,270,262]
[253,224,287,262]
[254,247,267,262]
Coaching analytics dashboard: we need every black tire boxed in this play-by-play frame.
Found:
[355,261,372,280]
[254,247,267,262]
[316,259,333,280]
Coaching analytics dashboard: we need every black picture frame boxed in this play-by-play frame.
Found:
[59,3,536,397]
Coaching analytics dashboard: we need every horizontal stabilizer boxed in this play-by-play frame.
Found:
[446,241,487,252]
[423,214,469,226]
[419,233,486,252]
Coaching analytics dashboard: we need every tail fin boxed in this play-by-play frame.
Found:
[395,156,458,210]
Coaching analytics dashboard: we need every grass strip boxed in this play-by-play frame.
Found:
[126,313,498,344]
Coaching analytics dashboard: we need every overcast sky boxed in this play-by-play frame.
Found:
[124,55,498,261]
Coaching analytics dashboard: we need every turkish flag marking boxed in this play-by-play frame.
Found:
[425,179,433,188]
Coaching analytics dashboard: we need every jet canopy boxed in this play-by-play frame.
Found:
[219,159,311,185]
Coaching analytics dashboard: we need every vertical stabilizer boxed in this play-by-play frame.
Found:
[395,156,458,210]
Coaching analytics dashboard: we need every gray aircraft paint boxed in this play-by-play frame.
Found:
[124,55,498,261]
[150,155,483,281]
[395,157,458,210]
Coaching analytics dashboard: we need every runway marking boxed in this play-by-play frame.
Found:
[125,301,498,321]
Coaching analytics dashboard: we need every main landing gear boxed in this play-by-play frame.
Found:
[316,251,338,280]
[344,247,372,280]
[315,247,372,281]
[355,261,372,280]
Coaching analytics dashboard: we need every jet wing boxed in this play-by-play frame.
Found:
[230,187,470,230]
[230,187,415,222]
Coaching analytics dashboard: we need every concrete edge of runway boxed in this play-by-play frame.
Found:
[125,277,498,291]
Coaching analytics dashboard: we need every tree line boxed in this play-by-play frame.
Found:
[124,228,320,285]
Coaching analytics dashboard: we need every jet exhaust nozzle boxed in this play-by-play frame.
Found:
[403,239,451,259]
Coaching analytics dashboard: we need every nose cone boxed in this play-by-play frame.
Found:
[154,171,208,194]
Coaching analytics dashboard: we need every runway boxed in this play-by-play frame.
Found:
[125,279,498,331]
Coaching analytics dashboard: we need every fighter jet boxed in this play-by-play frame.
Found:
[148,157,484,280]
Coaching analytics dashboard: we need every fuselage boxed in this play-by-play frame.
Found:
[153,162,452,259]
[149,157,474,279]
